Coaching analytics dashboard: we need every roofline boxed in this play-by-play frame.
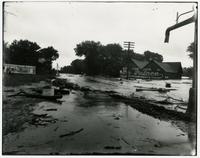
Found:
[131,59,148,69]
[130,59,182,73]
[163,62,182,64]
[142,60,167,72]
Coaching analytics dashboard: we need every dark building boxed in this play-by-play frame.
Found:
[120,59,148,78]
[120,59,183,79]
[142,60,183,79]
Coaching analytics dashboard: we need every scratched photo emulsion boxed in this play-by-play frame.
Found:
[2,1,197,155]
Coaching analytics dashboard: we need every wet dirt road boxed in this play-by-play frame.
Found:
[2,74,195,155]
[3,91,194,155]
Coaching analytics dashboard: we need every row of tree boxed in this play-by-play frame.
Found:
[60,41,164,77]
[183,42,194,78]
[182,67,193,78]
[5,39,192,77]
[4,40,59,74]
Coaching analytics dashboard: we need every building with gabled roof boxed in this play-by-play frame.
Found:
[131,59,149,69]
[120,59,183,79]
[142,60,183,79]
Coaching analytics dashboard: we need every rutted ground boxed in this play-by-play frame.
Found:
[2,75,195,155]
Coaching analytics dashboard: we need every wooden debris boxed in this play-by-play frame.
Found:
[46,108,57,111]
[52,78,67,88]
[167,96,184,102]
[30,113,57,126]
[114,117,120,120]
[54,127,59,131]
[176,133,185,136]
[31,88,42,94]
[33,113,48,117]
[154,142,162,148]
[154,99,173,105]
[109,92,189,121]
[121,137,130,145]
[4,89,15,92]
[120,137,136,149]
[54,88,70,95]
[7,91,24,97]
[136,87,177,93]
[109,93,128,100]
[7,90,62,100]
[165,83,171,88]
[60,128,84,138]
[176,105,187,110]
[104,146,121,150]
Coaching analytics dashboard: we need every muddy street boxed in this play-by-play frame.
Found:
[2,74,195,155]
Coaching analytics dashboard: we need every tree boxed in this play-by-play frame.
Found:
[74,41,103,75]
[183,67,193,78]
[71,59,85,74]
[3,42,10,64]
[101,43,123,77]
[144,50,163,62]
[60,66,74,73]
[6,39,40,66]
[123,50,146,67]
[38,46,59,61]
[187,42,194,59]
[130,51,145,61]
[4,39,59,74]
[74,41,124,77]
[37,46,59,74]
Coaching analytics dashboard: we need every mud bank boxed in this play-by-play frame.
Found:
[109,93,190,121]
[2,81,51,136]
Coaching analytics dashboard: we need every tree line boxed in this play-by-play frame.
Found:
[3,39,59,75]
[60,40,164,77]
[60,41,194,78]
[4,39,193,78]
[182,42,194,78]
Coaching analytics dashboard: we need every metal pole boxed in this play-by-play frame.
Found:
[193,10,197,90]
[186,8,197,121]
[163,6,197,121]
[165,15,195,43]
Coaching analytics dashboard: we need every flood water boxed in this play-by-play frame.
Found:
[61,74,192,112]
[3,74,194,155]
[61,74,192,102]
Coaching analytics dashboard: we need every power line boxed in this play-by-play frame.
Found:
[123,41,135,50]
[123,41,135,80]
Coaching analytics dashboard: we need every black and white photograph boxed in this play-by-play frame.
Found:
[2,1,198,155]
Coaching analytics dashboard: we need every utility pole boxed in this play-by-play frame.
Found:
[123,41,135,79]
[164,6,197,121]
[56,63,59,76]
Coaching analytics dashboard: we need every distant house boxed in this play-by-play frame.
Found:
[120,59,183,79]
[120,59,148,78]
[142,60,183,79]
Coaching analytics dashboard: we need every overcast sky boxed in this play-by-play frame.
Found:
[4,2,196,68]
